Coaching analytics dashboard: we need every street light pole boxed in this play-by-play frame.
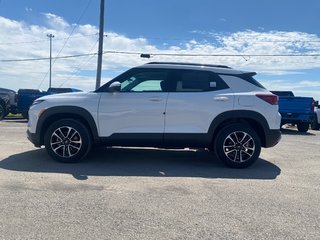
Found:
[47,33,54,89]
[95,0,105,90]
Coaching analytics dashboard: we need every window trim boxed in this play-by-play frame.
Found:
[95,67,230,93]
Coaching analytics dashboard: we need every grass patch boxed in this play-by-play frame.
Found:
[7,113,22,118]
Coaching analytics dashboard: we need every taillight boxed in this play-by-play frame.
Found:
[256,93,278,105]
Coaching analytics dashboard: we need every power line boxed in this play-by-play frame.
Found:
[38,0,93,88]
[1,51,320,63]
[58,39,99,87]
[52,0,93,60]
[103,51,320,57]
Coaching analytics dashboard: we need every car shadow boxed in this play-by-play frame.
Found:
[0,147,281,181]
[281,128,315,136]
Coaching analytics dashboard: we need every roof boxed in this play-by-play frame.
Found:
[139,62,247,75]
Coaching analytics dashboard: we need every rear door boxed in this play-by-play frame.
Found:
[164,69,233,146]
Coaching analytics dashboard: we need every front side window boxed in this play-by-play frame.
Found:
[120,70,168,92]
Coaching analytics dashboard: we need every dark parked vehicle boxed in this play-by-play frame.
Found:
[0,93,10,120]
[0,88,18,116]
[271,91,315,132]
[17,88,82,119]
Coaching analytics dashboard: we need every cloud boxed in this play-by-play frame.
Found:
[0,14,320,98]
[25,7,32,12]
[42,13,69,30]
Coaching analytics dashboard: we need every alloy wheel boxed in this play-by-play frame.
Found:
[50,126,82,158]
[223,131,255,163]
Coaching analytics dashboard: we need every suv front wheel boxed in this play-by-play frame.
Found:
[214,124,261,168]
[44,119,92,163]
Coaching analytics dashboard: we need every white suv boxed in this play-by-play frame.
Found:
[27,62,281,168]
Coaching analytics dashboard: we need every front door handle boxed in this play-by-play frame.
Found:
[214,96,229,102]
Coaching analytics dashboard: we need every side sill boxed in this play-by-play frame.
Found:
[100,133,211,148]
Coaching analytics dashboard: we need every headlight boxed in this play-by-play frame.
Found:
[31,99,46,106]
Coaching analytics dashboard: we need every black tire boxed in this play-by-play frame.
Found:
[21,111,29,119]
[214,124,261,168]
[311,117,320,130]
[44,119,92,163]
[297,123,309,133]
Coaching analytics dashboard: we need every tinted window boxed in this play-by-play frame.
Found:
[119,70,168,92]
[174,70,229,92]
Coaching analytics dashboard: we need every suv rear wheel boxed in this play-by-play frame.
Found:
[214,124,261,168]
[44,119,92,163]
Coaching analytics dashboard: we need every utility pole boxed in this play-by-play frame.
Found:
[47,33,54,89]
[95,0,105,90]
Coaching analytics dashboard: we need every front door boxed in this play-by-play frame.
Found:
[98,68,170,142]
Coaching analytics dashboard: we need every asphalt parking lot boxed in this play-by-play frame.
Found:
[0,119,319,240]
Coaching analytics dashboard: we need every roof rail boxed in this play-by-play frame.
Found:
[146,62,231,69]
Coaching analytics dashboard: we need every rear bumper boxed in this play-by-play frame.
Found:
[280,113,314,124]
[27,130,41,147]
[264,129,281,148]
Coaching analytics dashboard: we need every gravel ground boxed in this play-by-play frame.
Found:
[0,119,319,240]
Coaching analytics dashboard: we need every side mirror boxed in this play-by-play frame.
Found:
[108,81,121,92]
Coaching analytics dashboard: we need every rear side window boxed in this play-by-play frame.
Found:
[173,70,229,92]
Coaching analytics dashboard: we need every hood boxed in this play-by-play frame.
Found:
[37,91,90,101]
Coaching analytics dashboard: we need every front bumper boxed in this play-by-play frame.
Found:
[27,130,41,147]
[264,129,281,148]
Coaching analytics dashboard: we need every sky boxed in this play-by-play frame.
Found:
[0,0,320,100]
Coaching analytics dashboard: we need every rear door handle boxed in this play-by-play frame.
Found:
[149,97,162,102]
[214,96,229,102]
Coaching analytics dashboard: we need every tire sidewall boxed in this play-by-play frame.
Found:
[44,119,92,163]
[311,116,320,130]
[297,123,309,132]
[214,124,261,168]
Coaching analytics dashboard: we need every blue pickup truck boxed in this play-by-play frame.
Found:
[17,88,82,119]
[271,91,315,132]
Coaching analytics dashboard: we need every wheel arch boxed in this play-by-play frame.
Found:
[37,106,99,146]
[208,110,269,148]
